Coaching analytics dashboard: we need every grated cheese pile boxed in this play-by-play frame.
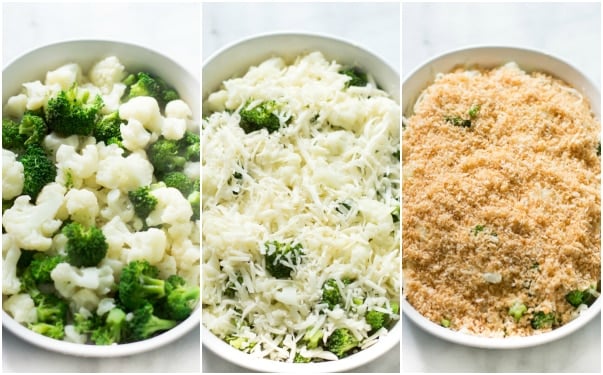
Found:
[402,63,601,337]
[202,52,400,361]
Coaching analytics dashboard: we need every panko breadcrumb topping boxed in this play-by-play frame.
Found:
[402,62,601,337]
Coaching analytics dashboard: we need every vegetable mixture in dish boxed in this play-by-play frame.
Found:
[402,62,601,337]
[202,52,400,362]
[2,56,200,344]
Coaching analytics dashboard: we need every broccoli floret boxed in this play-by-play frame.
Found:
[28,321,65,340]
[163,275,199,321]
[225,335,256,352]
[224,273,243,298]
[178,131,200,162]
[365,310,386,331]
[35,293,68,324]
[28,253,63,284]
[321,279,342,309]
[440,318,451,328]
[118,260,166,311]
[340,67,368,87]
[94,111,123,146]
[445,115,472,128]
[18,144,57,200]
[147,137,187,176]
[326,328,359,358]
[123,72,179,107]
[264,240,303,279]
[2,118,27,151]
[303,328,323,349]
[128,185,158,221]
[19,113,48,146]
[163,171,195,196]
[90,307,128,345]
[188,190,200,221]
[508,301,527,322]
[531,311,556,330]
[62,222,108,267]
[73,311,102,335]
[566,288,598,307]
[391,205,400,223]
[239,100,281,134]
[294,353,311,363]
[45,84,104,136]
[128,303,177,341]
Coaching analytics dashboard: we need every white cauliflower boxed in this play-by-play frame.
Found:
[101,216,132,259]
[126,227,167,265]
[2,233,21,294]
[43,133,81,160]
[119,96,162,134]
[2,183,65,251]
[99,188,135,223]
[121,118,151,151]
[64,188,99,226]
[55,143,99,188]
[70,289,100,313]
[95,144,153,190]
[3,294,37,324]
[155,254,178,280]
[161,117,187,140]
[170,238,200,286]
[165,99,192,119]
[2,149,24,200]
[183,161,200,181]
[45,63,81,90]
[23,80,59,110]
[101,83,127,114]
[64,325,88,344]
[96,298,116,316]
[4,94,28,118]
[147,187,193,227]
[51,262,115,299]
[89,56,126,94]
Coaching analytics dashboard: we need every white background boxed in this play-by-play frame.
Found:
[202,2,401,373]
[2,2,200,372]
[402,2,601,373]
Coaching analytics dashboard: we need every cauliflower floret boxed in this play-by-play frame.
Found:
[4,94,28,118]
[101,216,132,259]
[70,289,100,313]
[119,96,162,134]
[64,188,99,226]
[64,325,88,344]
[121,118,151,151]
[51,262,114,299]
[183,161,200,181]
[155,254,178,280]
[89,56,126,94]
[161,117,187,140]
[45,63,81,90]
[171,238,200,286]
[126,227,167,265]
[147,187,193,227]
[166,221,193,243]
[50,232,69,257]
[3,294,37,324]
[55,144,99,188]
[2,149,24,200]
[23,80,59,110]
[99,188,135,224]
[96,144,153,190]
[165,99,192,119]
[101,83,127,114]
[96,297,116,316]
[2,183,65,251]
[2,234,21,294]
[43,133,80,160]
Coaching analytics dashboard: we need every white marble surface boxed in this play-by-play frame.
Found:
[2,2,200,372]
[402,3,601,373]
[202,2,400,373]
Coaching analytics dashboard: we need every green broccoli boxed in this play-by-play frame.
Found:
[94,111,123,146]
[163,275,199,321]
[508,301,527,322]
[128,185,158,221]
[264,240,304,279]
[294,353,311,363]
[18,144,57,200]
[326,328,359,358]
[188,190,200,221]
[225,335,256,352]
[224,273,243,298]
[303,328,323,349]
[163,171,195,196]
[445,116,472,128]
[28,321,65,340]
[123,72,179,107]
[340,67,368,87]
[531,311,556,330]
[19,113,48,146]
[321,279,342,309]
[62,222,108,267]
[565,287,598,307]
[2,118,27,151]
[118,260,166,311]
[391,205,400,223]
[178,131,200,162]
[147,137,187,176]
[365,310,386,331]
[73,311,102,335]
[90,307,128,345]
[239,100,281,134]
[35,293,68,324]
[45,84,104,136]
[440,318,451,328]
[27,253,63,284]
[128,303,177,341]
[468,104,481,118]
